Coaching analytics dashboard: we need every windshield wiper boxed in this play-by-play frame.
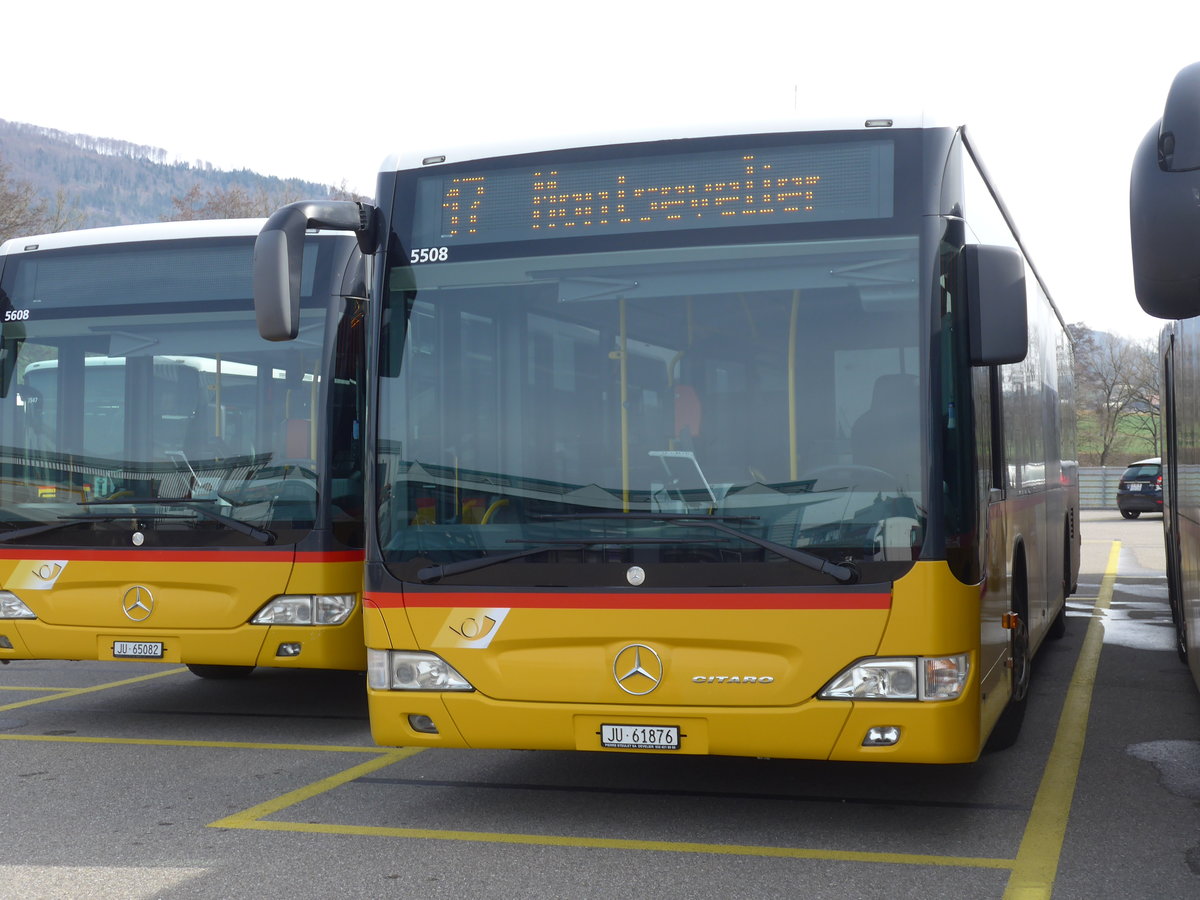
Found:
[0,515,132,543]
[418,541,599,583]
[532,512,859,584]
[416,535,728,584]
[82,498,276,545]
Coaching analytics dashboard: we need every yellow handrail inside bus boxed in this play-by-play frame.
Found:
[480,498,509,524]
[214,354,222,439]
[788,290,799,480]
[617,299,629,511]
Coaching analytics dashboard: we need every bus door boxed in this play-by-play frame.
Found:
[980,365,1011,703]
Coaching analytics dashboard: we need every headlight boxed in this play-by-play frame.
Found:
[820,658,918,700]
[818,654,969,701]
[367,649,473,691]
[0,591,36,619]
[251,594,356,626]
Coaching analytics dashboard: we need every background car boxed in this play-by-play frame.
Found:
[1116,457,1162,519]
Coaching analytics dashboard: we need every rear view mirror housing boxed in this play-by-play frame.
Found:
[1130,61,1200,320]
[964,244,1028,366]
[253,201,377,342]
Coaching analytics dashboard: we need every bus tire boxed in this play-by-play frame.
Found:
[1166,527,1189,665]
[186,664,255,679]
[986,565,1030,752]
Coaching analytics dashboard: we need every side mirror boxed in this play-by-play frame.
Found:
[253,201,376,342]
[1130,61,1200,320]
[964,244,1027,365]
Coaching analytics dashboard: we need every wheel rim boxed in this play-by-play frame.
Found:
[1012,617,1030,700]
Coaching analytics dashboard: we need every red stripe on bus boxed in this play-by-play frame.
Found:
[365,591,891,611]
[295,550,365,563]
[0,548,363,563]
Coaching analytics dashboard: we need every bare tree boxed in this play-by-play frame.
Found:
[1123,337,1162,455]
[1070,323,1161,465]
[0,160,85,243]
[39,188,88,234]
[329,179,371,203]
[167,181,370,222]
[166,183,269,221]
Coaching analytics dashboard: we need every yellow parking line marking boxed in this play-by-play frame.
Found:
[0,726,1015,868]
[222,815,1017,867]
[208,747,1014,868]
[1003,541,1120,899]
[0,685,73,693]
[0,666,188,711]
[0,733,383,754]
[209,748,422,828]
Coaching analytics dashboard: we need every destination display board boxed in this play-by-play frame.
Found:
[411,139,894,247]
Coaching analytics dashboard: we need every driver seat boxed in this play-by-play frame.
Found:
[850,374,920,486]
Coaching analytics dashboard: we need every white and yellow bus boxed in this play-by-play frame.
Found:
[0,219,366,677]
[255,118,1079,761]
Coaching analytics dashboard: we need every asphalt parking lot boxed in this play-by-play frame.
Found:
[1,509,1198,899]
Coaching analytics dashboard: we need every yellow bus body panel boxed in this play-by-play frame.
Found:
[0,550,365,670]
[273,556,365,670]
[832,561,987,762]
[366,561,994,762]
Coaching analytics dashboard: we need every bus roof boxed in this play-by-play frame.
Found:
[380,113,945,174]
[22,355,259,376]
[0,218,268,258]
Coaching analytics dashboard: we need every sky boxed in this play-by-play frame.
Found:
[4,1,1198,341]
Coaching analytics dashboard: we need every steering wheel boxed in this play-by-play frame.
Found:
[798,464,903,493]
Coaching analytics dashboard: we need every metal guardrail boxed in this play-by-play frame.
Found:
[1079,467,1126,510]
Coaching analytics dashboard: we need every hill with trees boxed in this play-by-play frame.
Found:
[0,118,355,242]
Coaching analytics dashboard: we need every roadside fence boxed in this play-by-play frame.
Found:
[1079,467,1125,510]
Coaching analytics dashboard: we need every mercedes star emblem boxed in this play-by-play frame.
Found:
[121,585,155,622]
[613,643,663,695]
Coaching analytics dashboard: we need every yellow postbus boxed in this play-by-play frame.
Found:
[0,219,366,678]
[254,119,1079,761]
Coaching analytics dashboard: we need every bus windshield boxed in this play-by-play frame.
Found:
[0,234,348,547]
[377,136,926,586]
